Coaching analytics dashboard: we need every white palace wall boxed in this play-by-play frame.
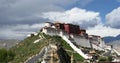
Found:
[70,34,91,48]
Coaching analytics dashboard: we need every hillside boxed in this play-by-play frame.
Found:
[0,39,20,49]
[9,32,84,63]
[104,34,120,43]
[6,21,118,63]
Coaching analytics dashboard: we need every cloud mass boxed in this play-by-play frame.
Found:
[42,7,101,28]
[106,7,120,29]
[0,0,120,39]
[87,24,120,37]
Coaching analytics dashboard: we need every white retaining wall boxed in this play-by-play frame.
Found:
[72,35,91,48]
[61,36,91,59]
[42,27,69,38]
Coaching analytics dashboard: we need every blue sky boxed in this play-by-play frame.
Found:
[72,0,120,23]
[0,0,120,39]
[88,0,119,22]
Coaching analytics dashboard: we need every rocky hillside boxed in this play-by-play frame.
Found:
[9,32,84,63]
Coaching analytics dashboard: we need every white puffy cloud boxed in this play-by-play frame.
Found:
[87,24,120,37]
[106,7,120,28]
[90,7,120,37]
[42,7,101,28]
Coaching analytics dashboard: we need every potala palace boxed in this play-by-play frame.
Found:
[41,22,112,59]
[42,22,107,49]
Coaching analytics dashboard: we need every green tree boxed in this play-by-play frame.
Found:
[0,48,7,63]
[108,56,113,61]
[0,48,15,63]
[7,50,15,61]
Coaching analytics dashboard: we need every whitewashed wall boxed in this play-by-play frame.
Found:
[71,35,91,48]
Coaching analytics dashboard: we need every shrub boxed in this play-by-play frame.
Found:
[98,56,107,61]
[108,56,113,61]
